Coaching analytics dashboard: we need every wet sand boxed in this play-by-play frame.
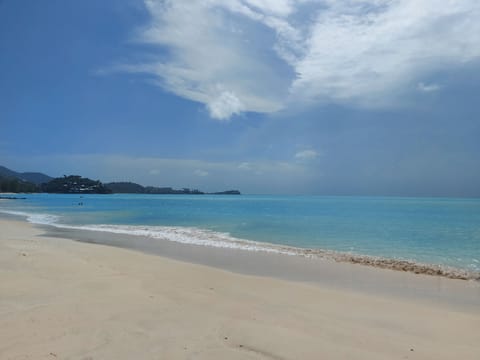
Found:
[44,223,480,310]
[1,218,480,359]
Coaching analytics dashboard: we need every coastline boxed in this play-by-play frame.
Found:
[2,206,479,282]
[48,223,480,282]
[1,218,480,359]
[40,220,480,311]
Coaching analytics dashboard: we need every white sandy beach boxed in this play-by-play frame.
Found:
[1,218,480,360]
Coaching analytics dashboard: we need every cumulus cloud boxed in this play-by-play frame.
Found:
[118,0,480,118]
[206,91,244,120]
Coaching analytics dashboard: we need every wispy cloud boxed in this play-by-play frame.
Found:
[122,0,290,120]
[295,149,319,161]
[117,0,480,118]
[417,82,442,93]
[238,162,252,170]
[291,0,480,107]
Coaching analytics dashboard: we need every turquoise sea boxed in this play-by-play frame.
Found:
[1,193,480,272]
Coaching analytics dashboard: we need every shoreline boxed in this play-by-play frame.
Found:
[52,224,480,281]
[1,217,480,359]
[34,218,480,311]
[1,209,479,282]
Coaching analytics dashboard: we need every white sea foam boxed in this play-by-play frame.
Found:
[0,210,60,226]
[0,209,297,255]
[68,224,301,256]
[1,208,478,280]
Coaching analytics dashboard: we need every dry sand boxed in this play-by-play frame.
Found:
[1,218,479,360]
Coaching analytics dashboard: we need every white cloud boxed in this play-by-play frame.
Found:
[290,0,480,107]
[118,0,480,118]
[242,0,295,17]
[206,91,244,120]
[124,0,289,120]
[295,149,319,161]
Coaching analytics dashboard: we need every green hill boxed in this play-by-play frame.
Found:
[104,182,145,193]
[0,175,39,193]
[0,165,52,185]
[41,175,112,194]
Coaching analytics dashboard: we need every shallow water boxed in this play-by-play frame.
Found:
[1,193,479,272]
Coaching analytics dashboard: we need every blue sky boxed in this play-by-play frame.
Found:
[1,0,480,196]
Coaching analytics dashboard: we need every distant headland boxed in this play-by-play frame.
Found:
[104,182,240,195]
[0,166,240,195]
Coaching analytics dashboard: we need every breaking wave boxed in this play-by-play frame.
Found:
[2,209,479,281]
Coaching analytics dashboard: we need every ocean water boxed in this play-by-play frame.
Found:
[1,193,480,272]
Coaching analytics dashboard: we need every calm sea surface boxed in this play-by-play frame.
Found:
[1,194,479,271]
